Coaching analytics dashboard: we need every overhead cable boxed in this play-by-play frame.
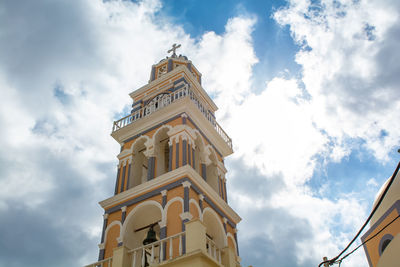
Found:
[318,160,400,267]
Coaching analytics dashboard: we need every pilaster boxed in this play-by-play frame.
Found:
[112,245,130,267]
[98,213,109,261]
[185,219,207,255]
[222,246,237,267]
[114,166,121,195]
[121,206,127,224]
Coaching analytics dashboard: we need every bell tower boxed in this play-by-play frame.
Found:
[86,45,241,267]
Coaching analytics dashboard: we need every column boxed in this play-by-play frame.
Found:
[125,158,132,190]
[121,206,127,224]
[114,165,121,195]
[199,194,204,212]
[98,213,108,261]
[159,220,167,260]
[223,178,228,203]
[201,163,207,181]
[218,176,222,198]
[223,217,227,234]
[147,156,156,181]
[180,181,192,254]
[188,143,191,166]
[234,228,240,256]
[168,140,173,171]
[175,137,180,169]
[183,181,190,212]
[182,137,187,166]
[160,190,168,260]
[120,162,126,193]
[161,190,167,208]
[191,145,195,169]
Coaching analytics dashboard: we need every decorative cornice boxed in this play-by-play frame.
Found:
[99,165,241,224]
[112,104,231,158]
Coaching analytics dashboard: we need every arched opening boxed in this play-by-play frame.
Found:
[154,127,170,177]
[104,223,121,259]
[227,234,238,256]
[206,149,219,193]
[379,234,394,256]
[202,208,226,250]
[123,202,163,266]
[193,132,205,174]
[129,138,149,189]
[165,198,184,259]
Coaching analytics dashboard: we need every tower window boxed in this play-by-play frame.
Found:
[129,138,149,189]
[154,127,170,177]
[379,234,393,256]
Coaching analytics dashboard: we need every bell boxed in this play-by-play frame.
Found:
[143,226,157,245]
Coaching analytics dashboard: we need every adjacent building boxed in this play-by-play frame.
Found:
[362,164,400,267]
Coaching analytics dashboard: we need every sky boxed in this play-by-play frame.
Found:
[0,0,399,266]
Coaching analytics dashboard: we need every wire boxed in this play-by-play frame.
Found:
[338,214,400,262]
[318,160,400,267]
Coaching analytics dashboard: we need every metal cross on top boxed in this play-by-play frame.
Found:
[167,43,181,57]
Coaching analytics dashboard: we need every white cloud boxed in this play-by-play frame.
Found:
[0,0,399,266]
[274,0,400,161]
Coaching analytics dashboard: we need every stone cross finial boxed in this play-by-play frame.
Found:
[168,43,181,57]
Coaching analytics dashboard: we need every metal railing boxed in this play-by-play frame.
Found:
[128,232,185,267]
[84,257,112,267]
[112,85,232,149]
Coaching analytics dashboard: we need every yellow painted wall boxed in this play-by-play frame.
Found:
[104,224,120,259]
[364,209,400,267]
[227,236,236,253]
[190,202,199,220]
[167,201,183,259]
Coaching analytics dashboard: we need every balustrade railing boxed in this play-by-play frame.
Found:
[128,232,185,267]
[85,233,224,267]
[84,257,112,267]
[112,85,232,149]
[206,236,222,264]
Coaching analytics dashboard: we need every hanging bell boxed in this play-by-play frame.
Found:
[143,226,157,245]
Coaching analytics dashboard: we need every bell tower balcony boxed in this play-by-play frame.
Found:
[111,56,232,158]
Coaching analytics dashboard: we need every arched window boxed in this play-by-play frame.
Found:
[202,208,226,250]
[122,201,163,265]
[154,127,170,177]
[128,138,149,189]
[379,234,393,256]
[193,132,205,174]
[206,150,219,193]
